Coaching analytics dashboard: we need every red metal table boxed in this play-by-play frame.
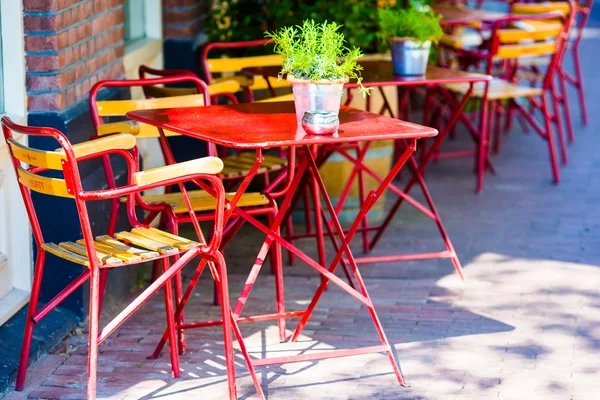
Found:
[243,63,491,280]
[433,2,509,26]
[127,102,436,397]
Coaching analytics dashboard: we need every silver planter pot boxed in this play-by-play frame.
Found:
[290,79,344,125]
[390,38,431,76]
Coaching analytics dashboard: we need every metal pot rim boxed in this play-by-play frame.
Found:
[287,74,348,85]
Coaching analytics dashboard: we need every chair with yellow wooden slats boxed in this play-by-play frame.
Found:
[1,117,261,400]
[442,9,573,192]
[510,0,590,142]
[134,66,289,183]
[90,76,281,309]
[200,39,292,102]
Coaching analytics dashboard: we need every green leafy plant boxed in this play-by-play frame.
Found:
[265,19,368,94]
[378,3,443,45]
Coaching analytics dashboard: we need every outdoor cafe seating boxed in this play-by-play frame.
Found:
[4,1,593,399]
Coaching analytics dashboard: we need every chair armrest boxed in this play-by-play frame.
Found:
[55,133,137,158]
[133,156,224,187]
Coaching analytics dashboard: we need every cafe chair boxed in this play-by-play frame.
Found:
[89,76,286,349]
[1,117,260,400]
[441,10,573,192]
[200,39,291,101]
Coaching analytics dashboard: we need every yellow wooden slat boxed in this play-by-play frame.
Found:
[134,157,224,187]
[235,152,287,168]
[59,242,123,266]
[142,79,242,99]
[96,121,180,138]
[439,33,463,49]
[443,79,544,100]
[249,76,291,91]
[76,240,142,263]
[131,228,197,250]
[496,41,557,59]
[114,231,179,255]
[207,54,283,74]
[96,235,160,259]
[42,243,90,267]
[54,133,137,158]
[256,93,295,103]
[17,167,73,198]
[96,94,207,117]
[134,191,270,213]
[8,139,65,170]
[512,2,571,16]
[498,25,562,44]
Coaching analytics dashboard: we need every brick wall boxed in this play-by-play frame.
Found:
[23,0,125,112]
[163,0,206,40]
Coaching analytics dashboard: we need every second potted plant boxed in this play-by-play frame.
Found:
[378,3,443,76]
[266,19,368,129]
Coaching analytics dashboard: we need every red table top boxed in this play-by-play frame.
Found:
[126,102,437,150]
[242,64,491,89]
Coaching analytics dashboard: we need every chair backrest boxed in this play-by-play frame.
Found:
[200,39,282,83]
[1,117,136,250]
[487,10,573,88]
[89,75,211,139]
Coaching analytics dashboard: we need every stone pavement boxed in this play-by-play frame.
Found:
[3,25,600,400]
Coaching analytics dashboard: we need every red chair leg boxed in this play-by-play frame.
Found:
[270,206,286,342]
[161,259,181,378]
[212,252,238,400]
[573,47,588,125]
[87,267,101,400]
[15,249,46,391]
[550,82,568,165]
[541,94,561,184]
[476,96,491,193]
[558,69,575,143]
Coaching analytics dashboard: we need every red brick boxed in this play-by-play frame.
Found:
[27,54,63,72]
[28,92,67,111]
[27,73,68,91]
[24,14,63,31]
[25,35,57,52]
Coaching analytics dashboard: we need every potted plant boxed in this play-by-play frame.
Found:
[265,19,368,128]
[378,3,443,76]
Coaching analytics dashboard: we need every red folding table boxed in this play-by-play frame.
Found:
[244,64,491,282]
[127,102,436,396]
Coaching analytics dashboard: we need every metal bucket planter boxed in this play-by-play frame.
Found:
[390,38,431,76]
[288,75,346,125]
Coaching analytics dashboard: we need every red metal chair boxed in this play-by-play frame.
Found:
[200,39,290,101]
[441,9,573,191]
[89,76,286,350]
[1,117,258,399]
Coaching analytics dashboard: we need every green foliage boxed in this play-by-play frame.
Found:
[206,1,382,54]
[377,2,443,45]
[265,20,368,94]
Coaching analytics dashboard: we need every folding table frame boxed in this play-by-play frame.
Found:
[127,102,437,397]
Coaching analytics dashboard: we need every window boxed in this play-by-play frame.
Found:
[124,0,147,43]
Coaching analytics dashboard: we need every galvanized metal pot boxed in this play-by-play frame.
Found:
[389,38,431,76]
[288,75,346,125]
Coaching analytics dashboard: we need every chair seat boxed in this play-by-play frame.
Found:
[41,227,198,267]
[222,152,287,177]
[136,190,270,213]
[444,78,544,100]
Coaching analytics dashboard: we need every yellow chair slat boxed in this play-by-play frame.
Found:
[59,242,123,266]
[17,166,73,198]
[250,76,291,91]
[77,240,143,263]
[114,231,180,255]
[143,79,242,98]
[235,152,287,168]
[133,157,224,187]
[8,139,65,170]
[440,33,464,49]
[496,41,557,59]
[131,227,198,250]
[42,243,91,267]
[96,121,180,139]
[499,24,562,44]
[96,94,207,117]
[207,54,283,74]
[256,93,295,103]
[96,235,160,259]
[512,2,571,16]
[135,190,270,213]
[54,133,137,158]
[444,78,544,100]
